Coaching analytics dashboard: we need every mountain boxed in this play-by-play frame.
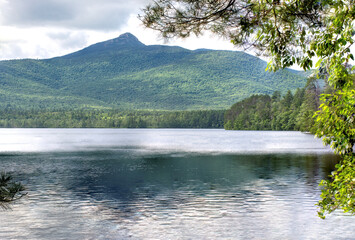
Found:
[0,33,308,110]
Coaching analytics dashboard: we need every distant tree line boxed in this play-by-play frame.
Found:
[0,109,225,129]
[0,77,324,130]
[224,77,323,132]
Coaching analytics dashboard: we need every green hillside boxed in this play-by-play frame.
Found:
[0,33,307,110]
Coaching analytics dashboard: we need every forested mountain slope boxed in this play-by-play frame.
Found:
[0,33,307,110]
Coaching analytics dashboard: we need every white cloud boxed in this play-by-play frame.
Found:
[47,31,88,49]
[0,0,149,30]
[0,0,238,60]
[0,27,88,59]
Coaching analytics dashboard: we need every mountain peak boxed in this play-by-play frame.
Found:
[63,33,146,57]
[116,32,139,41]
[107,32,145,47]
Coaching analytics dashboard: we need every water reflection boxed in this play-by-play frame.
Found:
[1,150,350,240]
[67,153,339,203]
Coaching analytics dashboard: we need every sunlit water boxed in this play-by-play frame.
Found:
[0,129,354,240]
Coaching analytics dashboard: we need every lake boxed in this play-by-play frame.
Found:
[0,129,354,239]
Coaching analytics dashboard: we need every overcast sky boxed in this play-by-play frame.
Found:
[0,0,237,60]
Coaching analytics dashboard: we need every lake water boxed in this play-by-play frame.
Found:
[0,129,354,239]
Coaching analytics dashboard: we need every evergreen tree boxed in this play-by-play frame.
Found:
[0,172,25,210]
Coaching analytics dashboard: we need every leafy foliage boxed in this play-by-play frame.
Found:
[315,87,355,218]
[315,89,355,155]
[318,155,355,218]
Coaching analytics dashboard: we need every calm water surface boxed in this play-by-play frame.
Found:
[0,129,354,240]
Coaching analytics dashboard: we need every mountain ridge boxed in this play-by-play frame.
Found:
[61,32,146,59]
[0,33,308,110]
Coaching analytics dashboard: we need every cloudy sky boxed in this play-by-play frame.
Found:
[0,0,236,60]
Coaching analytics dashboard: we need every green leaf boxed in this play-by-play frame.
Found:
[315,58,323,68]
